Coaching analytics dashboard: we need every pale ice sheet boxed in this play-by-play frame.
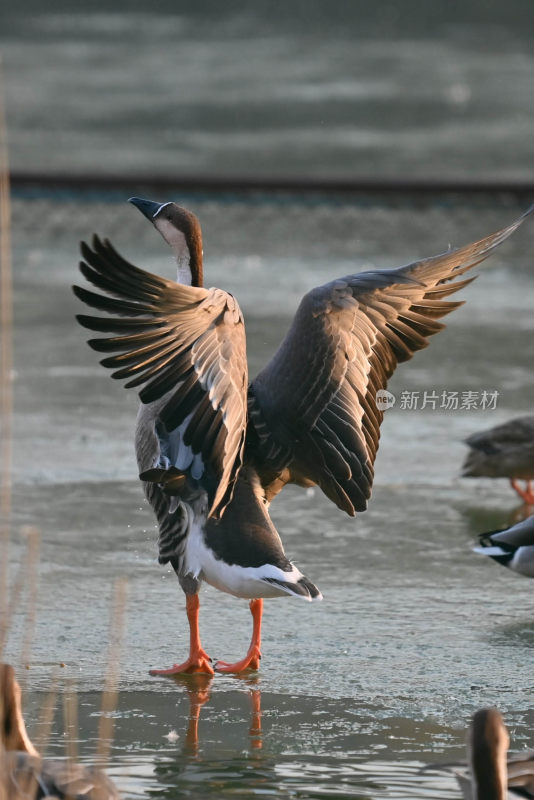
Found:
[4,201,534,799]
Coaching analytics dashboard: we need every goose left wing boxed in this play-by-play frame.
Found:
[74,235,248,518]
[248,208,532,515]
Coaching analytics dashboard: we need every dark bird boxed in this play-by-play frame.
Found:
[474,513,534,577]
[462,416,534,505]
[427,708,534,799]
[73,200,532,675]
[0,663,119,799]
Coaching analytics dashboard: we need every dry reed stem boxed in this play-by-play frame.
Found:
[96,578,128,768]
[19,528,39,676]
[0,56,13,663]
[63,679,79,778]
[0,528,40,665]
[33,669,58,757]
[0,550,27,661]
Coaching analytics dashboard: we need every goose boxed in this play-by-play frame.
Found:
[0,663,119,800]
[428,708,534,799]
[473,512,534,577]
[462,416,534,504]
[73,200,532,675]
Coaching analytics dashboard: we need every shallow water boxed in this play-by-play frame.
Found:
[4,197,534,798]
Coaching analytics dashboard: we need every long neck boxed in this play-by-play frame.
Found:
[177,250,192,286]
[187,227,203,287]
[154,216,204,287]
[176,234,203,287]
[471,763,507,800]
[471,738,507,800]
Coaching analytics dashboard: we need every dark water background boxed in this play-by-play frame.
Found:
[2,2,534,798]
[1,1,534,180]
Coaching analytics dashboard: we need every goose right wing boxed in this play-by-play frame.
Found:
[248,207,533,515]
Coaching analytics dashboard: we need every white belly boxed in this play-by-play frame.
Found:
[182,518,311,600]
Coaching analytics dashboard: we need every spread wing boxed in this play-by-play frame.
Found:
[74,235,248,518]
[248,207,533,515]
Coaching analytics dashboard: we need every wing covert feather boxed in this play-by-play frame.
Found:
[74,236,248,518]
[248,207,533,515]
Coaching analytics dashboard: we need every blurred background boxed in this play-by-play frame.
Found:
[2,2,534,799]
[1,0,533,182]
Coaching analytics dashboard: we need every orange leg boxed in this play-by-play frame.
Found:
[149,594,214,676]
[510,479,534,505]
[215,598,263,673]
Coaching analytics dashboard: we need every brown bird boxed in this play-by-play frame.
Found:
[462,416,534,504]
[0,663,119,799]
[428,708,534,799]
[74,200,532,675]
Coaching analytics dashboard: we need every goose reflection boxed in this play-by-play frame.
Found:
[249,687,262,751]
[168,674,262,755]
[152,679,266,797]
[179,674,213,756]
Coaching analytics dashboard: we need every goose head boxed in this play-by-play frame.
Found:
[128,197,204,288]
